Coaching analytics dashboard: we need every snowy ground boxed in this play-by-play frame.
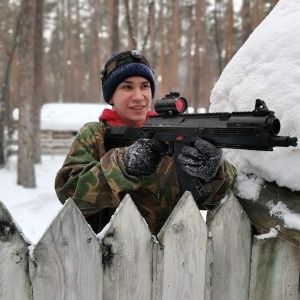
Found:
[0,155,65,244]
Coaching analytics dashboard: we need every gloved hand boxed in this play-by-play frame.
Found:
[124,138,165,175]
[177,139,222,182]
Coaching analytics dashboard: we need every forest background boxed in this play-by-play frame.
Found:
[0,0,278,187]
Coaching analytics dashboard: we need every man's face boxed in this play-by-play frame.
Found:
[110,76,152,126]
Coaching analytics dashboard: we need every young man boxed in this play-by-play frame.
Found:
[55,50,236,234]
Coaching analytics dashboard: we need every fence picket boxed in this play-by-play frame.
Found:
[207,192,252,300]
[153,191,207,300]
[249,236,300,300]
[101,194,153,300]
[0,201,32,299]
[205,232,214,300]
[29,199,102,300]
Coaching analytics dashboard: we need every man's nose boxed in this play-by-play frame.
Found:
[132,88,144,99]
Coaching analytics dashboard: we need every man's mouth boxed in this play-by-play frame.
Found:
[129,106,144,110]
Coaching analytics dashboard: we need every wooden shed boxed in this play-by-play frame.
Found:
[9,103,109,155]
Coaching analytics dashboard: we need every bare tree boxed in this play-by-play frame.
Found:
[124,0,153,52]
[108,0,119,52]
[224,0,234,66]
[17,0,36,187]
[252,0,265,30]
[149,0,156,63]
[64,0,74,102]
[33,0,44,163]
[241,0,252,43]
[0,3,20,167]
[200,2,213,111]
[87,0,102,103]
[184,3,194,103]
[169,0,180,92]
[125,0,138,49]
[213,0,224,76]
[73,0,84,102]
[157,0,167,99]
[191,0,202,108]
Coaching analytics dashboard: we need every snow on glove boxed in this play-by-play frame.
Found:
[124,138,165,175]
[177,139,223,182]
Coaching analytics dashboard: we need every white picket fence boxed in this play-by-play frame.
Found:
[0,191,299,300]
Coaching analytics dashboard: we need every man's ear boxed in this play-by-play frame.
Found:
[109,100,114,105]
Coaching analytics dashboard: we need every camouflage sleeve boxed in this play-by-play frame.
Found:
[55,121,146,217]
[202,159,237,206]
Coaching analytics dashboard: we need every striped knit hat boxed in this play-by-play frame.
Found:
[101,50,155,103]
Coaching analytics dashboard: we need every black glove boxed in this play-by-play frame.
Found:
[124,138,165,175]
[177,139,222,182]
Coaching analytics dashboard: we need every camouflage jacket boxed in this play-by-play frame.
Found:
[55,121,236,234]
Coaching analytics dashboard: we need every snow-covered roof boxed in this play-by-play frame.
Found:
[40,103,110,131]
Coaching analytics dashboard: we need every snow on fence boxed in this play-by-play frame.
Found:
[0,191,299,300]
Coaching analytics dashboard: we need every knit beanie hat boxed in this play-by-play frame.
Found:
[101,50,155,103]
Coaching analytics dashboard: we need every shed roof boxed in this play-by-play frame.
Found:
[40,103,110,131]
